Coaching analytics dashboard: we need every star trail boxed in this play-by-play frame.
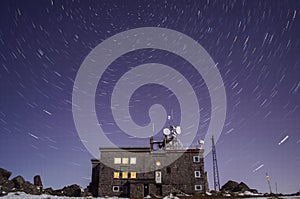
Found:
[0,0,299,194]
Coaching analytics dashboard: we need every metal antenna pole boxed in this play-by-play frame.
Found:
[212,136,220,191]
[266,173,272,194]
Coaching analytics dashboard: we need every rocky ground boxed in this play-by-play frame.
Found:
[0,168,91,197]
[1,167,300,198]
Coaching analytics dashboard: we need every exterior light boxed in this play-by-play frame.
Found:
[156,161,161,166]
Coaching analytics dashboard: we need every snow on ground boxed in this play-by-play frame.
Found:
[1,192,127,199]
[1,192,300,199]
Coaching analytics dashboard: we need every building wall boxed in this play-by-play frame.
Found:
[89,148,208,197]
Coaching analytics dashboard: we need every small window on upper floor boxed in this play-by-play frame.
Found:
[193,156,200,163]
[122,157,129,164]
[114,158,121,164]
[195,171,201,178]
[130,157,136,164]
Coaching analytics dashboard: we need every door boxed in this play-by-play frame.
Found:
[122,182,130,197]
[144,184,149,197]
[156,184,162,196]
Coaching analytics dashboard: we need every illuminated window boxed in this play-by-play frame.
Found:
[130,157,136,164]
[195,171,201,178]
[195,185,202,191]
[122,158,129,164]
[122,172,128,179]
[130,172,136,179]
[193,156,200,163]
[114,172,120,179]
[114,158,121,164]
[113,186,119,192]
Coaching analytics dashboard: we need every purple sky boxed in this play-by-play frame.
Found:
[0,0,299,194]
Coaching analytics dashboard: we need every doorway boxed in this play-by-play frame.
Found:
[156,184,162,196]
[122,182,130,198]
[144,184,149,197]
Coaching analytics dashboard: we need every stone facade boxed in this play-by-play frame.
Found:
[89,147,208,198]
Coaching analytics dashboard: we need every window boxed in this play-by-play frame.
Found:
[113,186,119,192]
[114,158,121,164]
[130,172,136,179]
[193,156,200,163]
[195,185,202,191]
[114,172,120,179]
[122,158,129,164]
[122,172,128,179]
[195,171,201,178]
[130,157,136,164]
[166,167,171,174]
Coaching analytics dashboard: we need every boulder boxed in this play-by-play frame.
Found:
[34,175,43,188]
[233,182,250,192]
[61,184,82,197]
[22,181,40,195]
[82,188,93,197]
[249,188,258,194]
[12,176,25,189]
[0,180,15,196]
[221,180,239,192]
[221,180,257,194]
[46,187,64,196]
[52,189,64,196]
[0,168,12,185]
[0,168,11,180]
[44,187,54,195]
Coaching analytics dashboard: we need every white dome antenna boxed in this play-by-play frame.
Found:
[175,126,181,135]
[163,128,171,136]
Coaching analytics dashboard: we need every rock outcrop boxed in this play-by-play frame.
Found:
[0,168,42,196]
[0,167,93,197]
[0,168,14,196]
[33,175,43,189]
[221,180,258,194]
[61,184,82,197]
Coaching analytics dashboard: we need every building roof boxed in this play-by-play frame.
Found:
[99,147,203,153]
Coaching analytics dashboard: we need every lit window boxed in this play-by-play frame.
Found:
[122,172,128,179]
[113,186,119,192]
[130,172,136,179]
[130,157,136,164]
[122,158,129,164]
[193,156,200,163]
[114,158,121,164]
[114,172,120,179]
[195,171,201,178]
[195,185,202,191]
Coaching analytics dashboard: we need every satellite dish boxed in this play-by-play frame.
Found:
[198,139,204,149]
[163,128,170,136]
[175,126,181,135]
[198,140,204,145]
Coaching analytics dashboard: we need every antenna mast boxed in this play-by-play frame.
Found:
[212,136,220,191]
[265,173,272,194]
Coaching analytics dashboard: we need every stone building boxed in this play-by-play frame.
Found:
[89,144,208,197]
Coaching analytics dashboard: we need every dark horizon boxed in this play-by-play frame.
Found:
[0,0,299,194]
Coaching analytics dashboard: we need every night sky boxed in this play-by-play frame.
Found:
[0,0,299,194]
